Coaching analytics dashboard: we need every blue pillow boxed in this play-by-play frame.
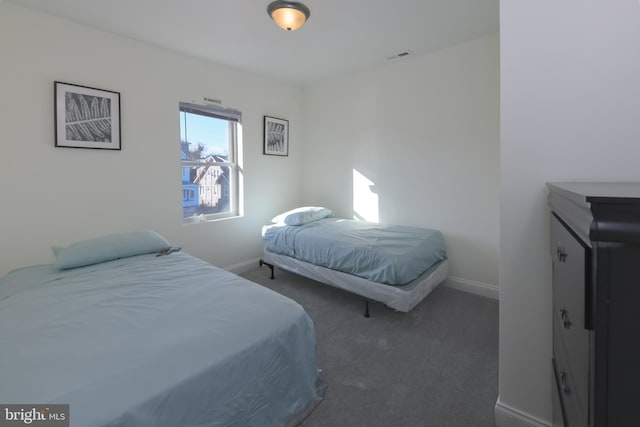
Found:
[53,231,172,270]
[271,206,333,226]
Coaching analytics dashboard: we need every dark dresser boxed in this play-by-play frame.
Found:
[547,182,640,427]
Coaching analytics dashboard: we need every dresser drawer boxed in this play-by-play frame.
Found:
[553,334,589,427]
[552,358,567,427]
[553,351,587,427]
[550,214,591,414]
[553,318,589,422]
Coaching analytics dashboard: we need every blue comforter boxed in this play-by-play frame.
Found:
[262,218,446,285]
[0,252,322,427]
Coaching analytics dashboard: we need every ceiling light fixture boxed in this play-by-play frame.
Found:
[267,1,311,31]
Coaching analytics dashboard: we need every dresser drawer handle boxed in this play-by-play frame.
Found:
[559,370,571,395]
[556,246,568,263]
[560,307,572,329]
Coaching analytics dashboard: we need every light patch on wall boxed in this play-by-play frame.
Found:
[352,169,379,222]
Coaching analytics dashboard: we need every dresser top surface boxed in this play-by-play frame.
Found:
[547,182,640,204]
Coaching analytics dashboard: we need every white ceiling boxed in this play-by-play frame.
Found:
[6,0,499,85]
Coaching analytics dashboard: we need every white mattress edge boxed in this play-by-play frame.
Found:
[261,251,449,312]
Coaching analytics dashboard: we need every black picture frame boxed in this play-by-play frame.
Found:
[54,81,121,150]
[263,116,289,156]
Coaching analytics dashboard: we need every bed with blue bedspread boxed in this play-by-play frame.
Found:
[261,207,449,313]
[0,231,324,427]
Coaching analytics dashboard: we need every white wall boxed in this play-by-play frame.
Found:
[302,34,500,290]
[498,1,640,425]
[0,3,305,277]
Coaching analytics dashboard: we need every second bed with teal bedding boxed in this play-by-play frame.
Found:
[262,217,447,286]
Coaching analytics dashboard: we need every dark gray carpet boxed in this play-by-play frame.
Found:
[241,266,498,427]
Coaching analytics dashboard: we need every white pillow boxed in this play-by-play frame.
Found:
[271,206,333,226]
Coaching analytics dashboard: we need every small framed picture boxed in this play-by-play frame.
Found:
[54,81,121,150]
[263,116,288,156]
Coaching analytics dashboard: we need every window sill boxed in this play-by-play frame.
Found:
[182,213,243,225]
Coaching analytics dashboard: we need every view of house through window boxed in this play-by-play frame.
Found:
[179,102,241,222]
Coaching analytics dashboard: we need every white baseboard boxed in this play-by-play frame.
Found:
[444,276,499,300]
[224,257,262,275]
[494,398,550,427]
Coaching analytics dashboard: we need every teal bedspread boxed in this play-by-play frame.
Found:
[262,218,446,285]
[0,252,322,426]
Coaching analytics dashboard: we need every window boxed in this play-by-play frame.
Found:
[179,102,242,223]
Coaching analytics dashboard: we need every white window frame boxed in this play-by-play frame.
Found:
[179,102,242,224]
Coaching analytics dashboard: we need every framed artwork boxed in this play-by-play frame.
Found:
[54,81,121,150]
[263,116,288,156]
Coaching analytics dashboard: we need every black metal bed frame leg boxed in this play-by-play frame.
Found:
[258,259,372,317]
[259,259,275,280]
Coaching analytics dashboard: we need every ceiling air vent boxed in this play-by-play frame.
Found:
[386,50,413,61]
